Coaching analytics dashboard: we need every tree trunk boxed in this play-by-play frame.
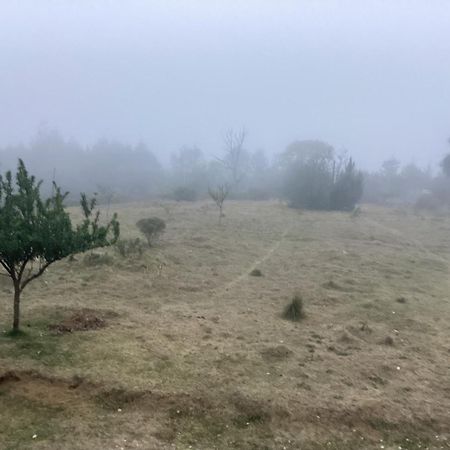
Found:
[13,281,21,332]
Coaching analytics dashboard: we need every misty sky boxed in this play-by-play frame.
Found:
[1,0,450,169]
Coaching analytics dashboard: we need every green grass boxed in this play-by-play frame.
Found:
[0,394,64,450]
[0,313,82,367]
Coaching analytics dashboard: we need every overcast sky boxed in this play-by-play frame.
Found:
[1,0,449,169]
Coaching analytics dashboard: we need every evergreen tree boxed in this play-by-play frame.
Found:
[0,160,120,332]
[330,158,364,210]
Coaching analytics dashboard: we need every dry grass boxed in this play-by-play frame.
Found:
[0,201,449,449]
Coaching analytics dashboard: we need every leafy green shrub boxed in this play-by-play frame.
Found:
[173,186,197,201]
[282,294,305,321]
[136,217,166,246]
[115,238,145,258]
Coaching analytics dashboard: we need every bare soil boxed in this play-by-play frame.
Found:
[48,309,110,334]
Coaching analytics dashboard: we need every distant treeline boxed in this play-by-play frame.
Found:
[1,128,449,211]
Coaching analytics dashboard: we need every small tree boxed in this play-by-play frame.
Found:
[0,160,120,332]
[208,184,230,224]
[136,217,166,246]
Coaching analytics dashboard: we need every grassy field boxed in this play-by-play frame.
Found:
[0,201,449,450]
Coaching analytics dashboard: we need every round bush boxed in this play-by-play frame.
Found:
[136,217,166,246]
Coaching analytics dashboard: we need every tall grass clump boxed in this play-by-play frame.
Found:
[282,294,305,321]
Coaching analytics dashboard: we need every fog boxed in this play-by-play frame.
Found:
[1,0,450,169]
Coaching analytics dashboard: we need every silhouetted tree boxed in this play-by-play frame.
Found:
[281,141,363,210]
[330,158,364,210]
[208,184,230,224]
[281,140,335,209]
[217,128,249,185]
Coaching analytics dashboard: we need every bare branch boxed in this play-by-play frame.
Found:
[208,183,230,224]
[219,128,248,185]
[0,259,13,278]
[20,260,54,291]
[17,257,31,283]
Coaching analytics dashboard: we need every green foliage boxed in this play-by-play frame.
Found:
[173,186,197,201]
[136,217,166,246]
[0,159,120,331]
[282,294,305,322]
[283,156,334,209]
[281,141,363,211]
[330,159,364,210]
[0,160,119,271]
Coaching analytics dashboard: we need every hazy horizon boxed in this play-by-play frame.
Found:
[1,0,450,170]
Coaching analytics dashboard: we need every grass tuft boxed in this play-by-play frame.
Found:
[249,268,263,277]
[282,294,305,322]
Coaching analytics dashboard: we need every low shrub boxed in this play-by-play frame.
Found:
[115,238,146,258]
[250,268,263,277]
[136,217,166,246]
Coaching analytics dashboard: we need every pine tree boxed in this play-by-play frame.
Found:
[0,160,120,332]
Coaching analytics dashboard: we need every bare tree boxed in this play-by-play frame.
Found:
[208,183,230,224]
[217,128,248,185]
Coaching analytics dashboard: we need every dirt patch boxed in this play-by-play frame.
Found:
[0,368,447,449]
[0,370,21,384]
[48,308,109,334]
